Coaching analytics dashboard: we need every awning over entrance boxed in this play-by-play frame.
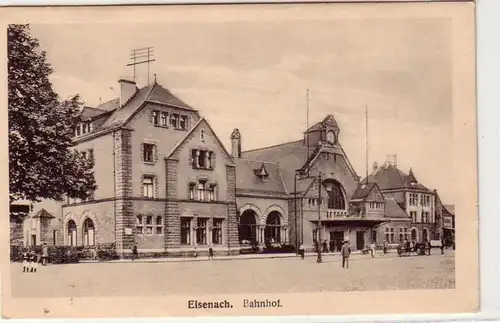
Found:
[311,219,389,228]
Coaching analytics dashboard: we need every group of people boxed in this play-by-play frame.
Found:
[299,240,353,268]
[21,243,49,273]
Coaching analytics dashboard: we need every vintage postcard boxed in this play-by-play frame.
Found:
[1,1,477,318]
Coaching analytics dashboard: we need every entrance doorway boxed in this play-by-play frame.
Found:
[330,231,344,252]
[356,231,365,250]
[31,234,36,246]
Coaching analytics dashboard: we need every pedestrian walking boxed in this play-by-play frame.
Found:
[208,247,214,260]
[341,241,351,269]
[41,243,49,266]
[440,239,445,255]
[383,241,388,255]
[322,240,328,253]
[329,240,335,253]
[426,240,432,256]
[299,243,305,259]
[22,248,29,272]
[132,243,138,261]
[370,242,376,258]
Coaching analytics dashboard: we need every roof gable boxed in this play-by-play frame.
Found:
[305,114,339,133]
[351,182,384,201]
[385,198,410,219]
[166,118,234,165]
[363,165,430,192]
[235,159,287,195]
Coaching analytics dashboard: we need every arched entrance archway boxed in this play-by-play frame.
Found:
[67,220,77,246]
[264,211,282,244]
[238,210,258,244]
[411,228,418,241]
[82,218,95,246]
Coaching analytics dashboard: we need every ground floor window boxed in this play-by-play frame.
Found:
[411,228,418,240]
[82,218,95,246]
[181,218,191,245]
[239,210,257,244]
[385,227,395,243]
[371,230,377,243]
[67,219,77,246]
[196,218,208,245]
[212,219,223,244]
[156,216,163,235]
[264,211,282,244]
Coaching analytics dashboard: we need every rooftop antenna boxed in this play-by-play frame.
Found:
[127,47,156,84]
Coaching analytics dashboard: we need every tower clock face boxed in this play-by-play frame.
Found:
[327,131,335,144]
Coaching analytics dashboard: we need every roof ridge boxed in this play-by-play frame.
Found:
[238,158,280,165]
[242,139,303,154]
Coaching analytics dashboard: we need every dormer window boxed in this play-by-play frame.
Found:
[254,164,269,181]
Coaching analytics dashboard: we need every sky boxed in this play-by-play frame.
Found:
[30,17,455,203]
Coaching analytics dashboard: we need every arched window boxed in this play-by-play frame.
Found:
[323,180,345,210]
[411,228,418,241]
[423,228,429,242]
[156,216,163,235]
[67,220,77,246]
[326,131,335,144]
[265,211,282,244]
[238,210,257,244]
[136,215,143,235]
[82,218,95,246]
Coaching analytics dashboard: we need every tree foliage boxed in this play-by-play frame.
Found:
[8,24,96,203]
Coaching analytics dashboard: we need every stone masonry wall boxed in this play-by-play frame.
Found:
[115,129,135,253]
[165,158,180,249]
[226,165,239,254]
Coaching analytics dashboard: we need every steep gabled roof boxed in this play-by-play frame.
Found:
[444,204,455,216]
[75,81,197,141]
[32,208,55,219]
[351,182,382,200]
[385,198,410,219]
[235,159,287,195]
[165,118,234,166]
[362,164,430,192]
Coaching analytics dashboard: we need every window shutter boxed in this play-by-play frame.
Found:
[155,176,159,198]
[189,149,194,167]
[149,110,154,124]
[140,176,144,197]
[211,152,216,169]
[140,143,144,162]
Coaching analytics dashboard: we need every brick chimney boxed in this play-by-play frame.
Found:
[230,128,242,158]
[118,79,137,108]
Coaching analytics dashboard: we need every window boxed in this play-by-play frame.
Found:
[181,218,191,245]
[324,180,345,210]
[404,227,409,240]
[191,149,215,170]
[156,216,163,235]
[136,215,143,235]
[197,182,206,201]
[88,149,94,164]
[144,215,153,235]
[82,123,88,134]
[188,183,196,200]
[200,129,205,141]
[213,219,223,244]
[196,218,208,245]
[53,230,58,245]
[75,125,81,136]
[171,114,179,128]
[390,228,395,243]
[410,211,417,222]
[207,184,216,201]
[81,151,87,159]
[326,131,335,144]
[180,116,188,130]
[142,176,154,198]
[385,228,395,243]
[371,230,377,243]
[399,228,404,242]
[161,112,168,126]
[143,143,155,163]
[152,111,159,125]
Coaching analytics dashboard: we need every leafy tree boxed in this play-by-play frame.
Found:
[8,24,96,203]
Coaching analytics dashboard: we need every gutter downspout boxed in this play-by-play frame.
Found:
[113,131,117,251]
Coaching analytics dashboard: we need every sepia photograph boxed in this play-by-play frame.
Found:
[2,1,477,318]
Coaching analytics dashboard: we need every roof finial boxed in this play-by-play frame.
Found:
[154,73,157,83]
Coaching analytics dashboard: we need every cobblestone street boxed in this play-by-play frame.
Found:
[10,251,455,298]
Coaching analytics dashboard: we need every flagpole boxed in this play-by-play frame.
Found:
[365,104,368,184]
[306,89,310,171]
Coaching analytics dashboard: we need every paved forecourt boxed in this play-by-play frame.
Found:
[10,251,455,298]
